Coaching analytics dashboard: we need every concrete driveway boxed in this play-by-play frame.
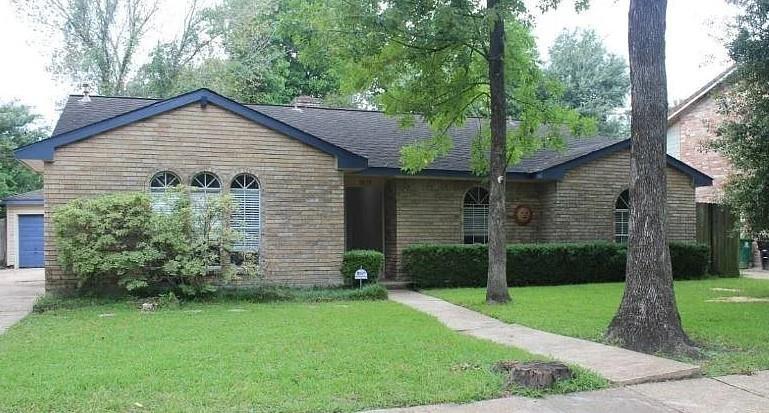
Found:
[0,268,44,334]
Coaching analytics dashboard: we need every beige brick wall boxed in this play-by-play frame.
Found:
[44,103,345,292]
[390,149,697,277]
[541,149,696,242]
[673,92,731,203]
[390,179,544,278]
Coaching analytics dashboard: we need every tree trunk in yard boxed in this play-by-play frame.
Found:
[606,0,698,356]
[485,0,511,304]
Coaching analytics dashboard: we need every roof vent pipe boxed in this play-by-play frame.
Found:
[79,83,91,103]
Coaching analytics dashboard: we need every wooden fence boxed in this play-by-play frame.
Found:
[696,203,739,276]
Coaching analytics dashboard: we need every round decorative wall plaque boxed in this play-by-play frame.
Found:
[513,205,533,226]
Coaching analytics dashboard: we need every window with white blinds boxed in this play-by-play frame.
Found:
[149,171,181,213]
[190,172,222,220]
[463,187,489,244]
[230,174,261,252]
[615,189,630,243]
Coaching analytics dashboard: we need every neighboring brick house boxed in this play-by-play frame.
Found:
[667,66,735,203]
[15,89,712,292]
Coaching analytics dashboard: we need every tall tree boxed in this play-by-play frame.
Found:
[311,0,594,303]
[711,0,769,236]
[0,103,45,199]
[16,0,159,95]
[606,0,697,355]
[545,28,630,136]
[127,0,212,98]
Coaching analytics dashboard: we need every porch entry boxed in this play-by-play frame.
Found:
[344,181,384,252]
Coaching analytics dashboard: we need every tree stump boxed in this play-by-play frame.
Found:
[492,361,573,389]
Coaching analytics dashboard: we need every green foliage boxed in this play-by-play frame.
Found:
[545,28,630,136]
[301,0,597,175]
[0,103,44,199]
[52,190,247,296]
[216,283,388,303]
[340,249,384,285]
[711,0,769,236]
[403,242,711,288]
[669,242,711,279]
[126,1,212,98]
[15,0,159,95]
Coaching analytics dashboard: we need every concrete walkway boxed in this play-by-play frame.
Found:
[389,290,700,385]
[742,268,769,280]
[365,371,769,413]
[0,268,44,334]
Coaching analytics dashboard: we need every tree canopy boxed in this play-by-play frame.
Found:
[0,103,45,199]
[545,28,630,136]
[713,0,769,236]
[303,0,596,175]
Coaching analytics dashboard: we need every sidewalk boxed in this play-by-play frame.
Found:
[0,268,45,334]
[389,290,700,385]
[364,371,769,413]
[742,268,769,280]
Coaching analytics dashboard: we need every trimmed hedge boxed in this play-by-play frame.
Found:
[341,250,384,285]
[403,242,710,288]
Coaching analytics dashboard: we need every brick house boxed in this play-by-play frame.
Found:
[667,66,735,203]
[16,89,712,292]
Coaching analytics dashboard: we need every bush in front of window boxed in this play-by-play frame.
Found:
[341,250,384,286]
[403,242,711,288]
[53,190,243,296]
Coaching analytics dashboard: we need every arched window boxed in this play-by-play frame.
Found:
[463,187,489,244]
[615,189,630,243]
[149,171,180,212]
[231,174,261,252]
[190,172,222,216]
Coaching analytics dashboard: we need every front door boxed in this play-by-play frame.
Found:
[344,186,384,252]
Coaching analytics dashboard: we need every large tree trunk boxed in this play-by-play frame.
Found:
[485,0,510,304]
[606,0,697,356]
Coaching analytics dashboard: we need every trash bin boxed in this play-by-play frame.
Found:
[759,240,769,270]
[740,239,753,269]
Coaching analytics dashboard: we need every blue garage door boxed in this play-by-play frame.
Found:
[18,214,44,268]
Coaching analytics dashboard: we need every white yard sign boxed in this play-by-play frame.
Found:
[354,268,368,280]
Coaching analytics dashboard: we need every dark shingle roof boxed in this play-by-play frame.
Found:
[51,95,623,174]
[2,189,44,205]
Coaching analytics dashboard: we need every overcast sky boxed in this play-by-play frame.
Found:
[0,0,739,129]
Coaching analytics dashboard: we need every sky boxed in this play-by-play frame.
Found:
[0,0,739,129]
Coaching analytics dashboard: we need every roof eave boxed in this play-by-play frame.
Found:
[15,88,369,170]
[1,199,44,206]
[354,167,536,180]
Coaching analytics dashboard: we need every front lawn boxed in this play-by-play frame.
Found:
[0,299,602,412]
[429,278,769,376]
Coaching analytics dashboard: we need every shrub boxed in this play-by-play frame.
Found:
[214,283,388,302]
[403,241,711,288]
[669,242,711,278]
[340,250,384,285]
[52,189,251,296]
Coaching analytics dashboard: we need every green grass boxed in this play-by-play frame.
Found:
[429,278,769,376]
[0,300,603,412]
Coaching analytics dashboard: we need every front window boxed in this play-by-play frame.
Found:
[615,189,630,243]
[463,187,489,244]
[190,172,222,221]
[230,174,261,252]
[148,171,180,213]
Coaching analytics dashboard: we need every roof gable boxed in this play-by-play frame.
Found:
[668,65,735,125]
[15,89,368,170]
